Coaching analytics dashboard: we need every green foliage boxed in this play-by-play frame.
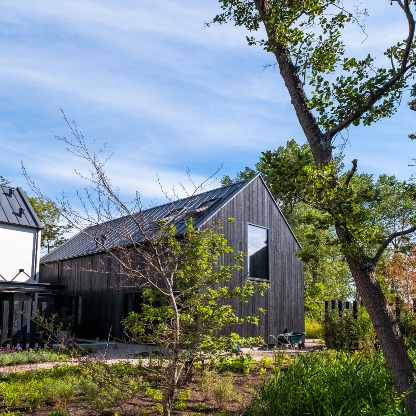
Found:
[258,139,314,214]
[305,317,324,340]
[198,369,218,401]
[212,1,416,131]
[0,361,144,414]
[221,166,257,186]
[398,309,416,349]
[122,221,267,355]
[212,374,240,409]
[197,368,240,410]
[214,354,256,374]
[0,382,23,407]
[175,388,191,411]
[121,220,267,415]
[0,347,71,367]
[79,362,142,413]
[28,196,72,252]
[47,410,67,416]
[246,350,407,416]
[323,307,376,351]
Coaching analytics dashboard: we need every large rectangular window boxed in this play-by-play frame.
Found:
[248,224,269,280]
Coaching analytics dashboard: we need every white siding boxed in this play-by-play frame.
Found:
[0,224,41,282]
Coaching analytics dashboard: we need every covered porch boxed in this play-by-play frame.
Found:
[0,279,64,348]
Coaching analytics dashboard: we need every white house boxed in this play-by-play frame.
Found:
[0,185,65,347]
[0,185,45,301]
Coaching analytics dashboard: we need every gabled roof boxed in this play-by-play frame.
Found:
[0,186,43,230]
[41,179,253,263]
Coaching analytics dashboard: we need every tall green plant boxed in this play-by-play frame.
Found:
[323,307,376,351]
[122,220,267,415]
[246,351,407,416]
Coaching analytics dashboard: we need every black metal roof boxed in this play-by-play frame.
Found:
[0,186,43,230]
[0,281,64,294]
[41,178,254,264]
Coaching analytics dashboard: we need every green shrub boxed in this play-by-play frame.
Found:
[0,347,71,366]
[245,350,406,416]
[175,388,191,410]
[214,354,256,374]
[323,307,376,350]
[398,309,416,348]
[0,381,24,407]
[212,374,240,409]
[198,369,217,400]
[305,317,323,339]
[78,362,143,413]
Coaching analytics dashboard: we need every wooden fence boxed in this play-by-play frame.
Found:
[325,300,359,319]
[326,298,416,320]
[0,301,52,349]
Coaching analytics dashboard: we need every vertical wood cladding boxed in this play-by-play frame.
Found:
[40,253,134,339]
[202,176,304,341]
[40,176,304,341]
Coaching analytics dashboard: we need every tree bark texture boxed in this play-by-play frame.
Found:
[273,45,332,166]
[344,251,416,414]
[252,2,416,412]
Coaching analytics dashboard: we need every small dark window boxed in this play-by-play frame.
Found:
[248,224,269,280]
[124,292,143,317]
[70,295,82,325]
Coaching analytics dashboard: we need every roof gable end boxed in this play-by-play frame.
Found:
[0,186,43,230]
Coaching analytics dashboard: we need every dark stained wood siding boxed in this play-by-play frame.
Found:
[40,253,135,340]
[200,176,304,342]
[40,176,304,342]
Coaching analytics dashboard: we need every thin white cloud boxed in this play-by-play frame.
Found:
[0,0,414,209]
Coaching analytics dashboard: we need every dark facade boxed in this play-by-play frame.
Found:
[40,176,304,342]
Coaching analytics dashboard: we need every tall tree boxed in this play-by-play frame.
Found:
[28,197,72,253]
[211,1,416,412]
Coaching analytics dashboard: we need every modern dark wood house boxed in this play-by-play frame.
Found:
[40,175,304,342]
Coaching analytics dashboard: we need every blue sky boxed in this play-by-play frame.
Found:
[0,0,415,209]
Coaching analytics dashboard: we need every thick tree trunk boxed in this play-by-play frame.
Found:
[273,45,332,166]
[344,248,416,413]
[252,3,416,412]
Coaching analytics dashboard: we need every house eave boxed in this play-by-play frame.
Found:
[0,281,64,294]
